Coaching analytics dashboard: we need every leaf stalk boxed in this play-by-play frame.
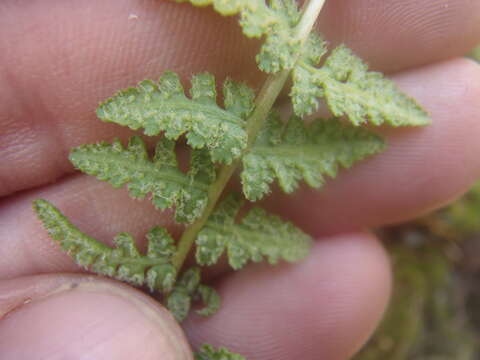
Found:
[171,0,327,271]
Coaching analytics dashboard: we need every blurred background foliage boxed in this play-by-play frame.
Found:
[470,45,480,62]
[356,45,480,359]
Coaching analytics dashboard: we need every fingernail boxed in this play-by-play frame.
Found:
[0,278,192,360]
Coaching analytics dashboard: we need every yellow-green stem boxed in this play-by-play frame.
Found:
[171,0,327,271]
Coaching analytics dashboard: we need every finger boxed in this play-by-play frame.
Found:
[265,58,480,235]
[184,233,391,360]
[1,0,480,196]
[319,0,480,72]
[0,274,192,359]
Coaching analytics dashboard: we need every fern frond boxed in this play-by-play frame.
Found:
[195,344,245,360]
[291,45,430,126]
[241,114,385,201]
[166,267,220,322]
[33,200,177,292]
[97,72,254,163]
[196,195,312,270]
[69,136,215,224]
[175,0,314,73]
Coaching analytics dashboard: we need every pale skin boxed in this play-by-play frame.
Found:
[0,1,480,359]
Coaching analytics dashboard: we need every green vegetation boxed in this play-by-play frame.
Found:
[357,181,480,359]
[469,45,480,62]
[33,0,431,357]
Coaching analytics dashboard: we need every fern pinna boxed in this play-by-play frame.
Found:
[33,0,429,358]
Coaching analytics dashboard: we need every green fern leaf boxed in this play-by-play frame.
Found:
[69,136,214,224]
[289,33,327,116]
[195,344,245,360]
[165,268,198,322]
[166,287,192,322]
[33,200,177,292]
[195,284,221,317]
[175,0,308,73]
[291,45,430,126]
[166,267,220,322]
[96,72,254,163]
[196,195,312,270]
[241,114,385,201]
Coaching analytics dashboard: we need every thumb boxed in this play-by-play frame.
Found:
[0,274,193,360]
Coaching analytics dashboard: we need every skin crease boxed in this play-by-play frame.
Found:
[0,0,479,359]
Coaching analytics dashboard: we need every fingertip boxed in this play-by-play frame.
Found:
[185,232,391,360]
[0,275,193,360]
[386,58,480,205]
[319,0,480,72]
[267,58,480,235]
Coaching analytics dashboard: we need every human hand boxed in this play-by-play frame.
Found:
[1,1,479,359]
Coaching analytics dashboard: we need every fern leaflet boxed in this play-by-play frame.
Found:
[69,136,215,224]
[195,344,245,360]
[175,0,308,73]
[166,267,220,322]
[196,195,312,270]
[33,200,177,292]
[241,114,385,201]
[291,44,430,126]
[97,72,254,163]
